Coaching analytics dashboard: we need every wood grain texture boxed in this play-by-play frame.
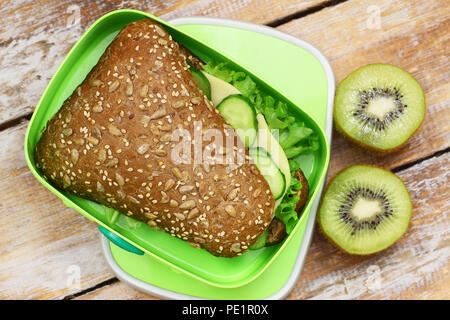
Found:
[287,153,450,299]
[75,281,160,300]
[278,0,450,175]
[0,0,327,126]
[0,122,115,299]
[74,153,450,300]
[0,0,449,300]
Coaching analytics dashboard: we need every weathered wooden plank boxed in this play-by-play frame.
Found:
[0,0,327,126]
[287,152,450,299]
[0,122,115,299]
[75,281,160,300]
[1,0,448,300]
[0,0,332,300]
[71,0,450,299]
[277,0,450,175]
[73,151,450,300]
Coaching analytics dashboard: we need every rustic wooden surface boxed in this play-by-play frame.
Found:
[0,0,448,300]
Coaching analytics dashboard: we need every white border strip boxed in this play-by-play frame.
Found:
[101,17,335,300]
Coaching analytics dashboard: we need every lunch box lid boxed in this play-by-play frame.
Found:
[24,9,331,289]
[102,17,334,300]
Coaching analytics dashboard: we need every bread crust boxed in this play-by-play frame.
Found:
[35,19,274,257]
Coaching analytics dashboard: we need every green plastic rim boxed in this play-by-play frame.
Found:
[98,226,144,255]
[24,9,330,289]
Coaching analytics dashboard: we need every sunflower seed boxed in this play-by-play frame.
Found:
[70,149,79,164]
[56,142,66,149]
[173,213,184,221]
[96,181,105,192]
[160,133,172,142]
[227,188,239,201]
[109,80,120,92]
[192,237,204,244]
[231,243,241,253]
[98,149,106,162]
[140,85,149,98]
[154,25,166,37]
[63,175,71,187]
[172,167,183,180]
[73,138,85,145]
[164,179,175,191]
[87,136,99,145]
[201,163,211,174]
[187,208,199,219]
[179,185,194,193]
[92,126,102,139]
[62,128,73,136]
[191,97,201,105]
[127,195,140,204]
[115,173,125,186]
[126,80,133,96]
[154,60,163,69]
[225,205,236,217]
[147,220,157,227]
[172,100,184,109]
[153,149,167,157]
[149,107,166,120]
[117,189,126,199]
[182,171,189,182]
[160,191,169,203]
[145,212,157,220]
[158,38,168,45]
[140,115,151,128]
[104,158,118,167]
[91,79,103,87]
[137,143,150,155]
[179,200,196,210]
[108,124,122,136]
[92,105,103,113]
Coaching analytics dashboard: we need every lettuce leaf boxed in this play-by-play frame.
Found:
[202,61,316,234]
[274,159,304,234]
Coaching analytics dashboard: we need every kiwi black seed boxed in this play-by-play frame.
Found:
[334,64,425,152]
[318,165,412,255]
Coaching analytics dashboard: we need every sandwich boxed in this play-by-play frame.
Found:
[35,19,317,258]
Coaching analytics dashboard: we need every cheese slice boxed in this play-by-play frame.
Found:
[202,72,240,106]
[253,114,291,210]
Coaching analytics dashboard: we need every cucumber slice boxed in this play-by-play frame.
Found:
[254,113,291,209]
[217,94,258,147]
[189,67,211,100]
[249,147,286,200]
[249,229,268,250]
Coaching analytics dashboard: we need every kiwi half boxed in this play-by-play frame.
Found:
[334,64,425,152]
[318,165,412,255]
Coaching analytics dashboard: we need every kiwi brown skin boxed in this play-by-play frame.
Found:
[333,63,426,154]
[265,168,310,246]
[317,164,412,255]
[334,118,424,154]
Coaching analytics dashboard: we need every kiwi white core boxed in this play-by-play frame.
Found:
[351,197,382,221]
[366,96,397,119]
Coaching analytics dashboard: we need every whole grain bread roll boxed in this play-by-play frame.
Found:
[35,19,274,257]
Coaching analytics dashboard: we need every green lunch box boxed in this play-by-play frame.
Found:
[24,9,330,289]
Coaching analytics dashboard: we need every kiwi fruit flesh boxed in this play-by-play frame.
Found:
[334,64,425,152]
[318,165,412,255]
